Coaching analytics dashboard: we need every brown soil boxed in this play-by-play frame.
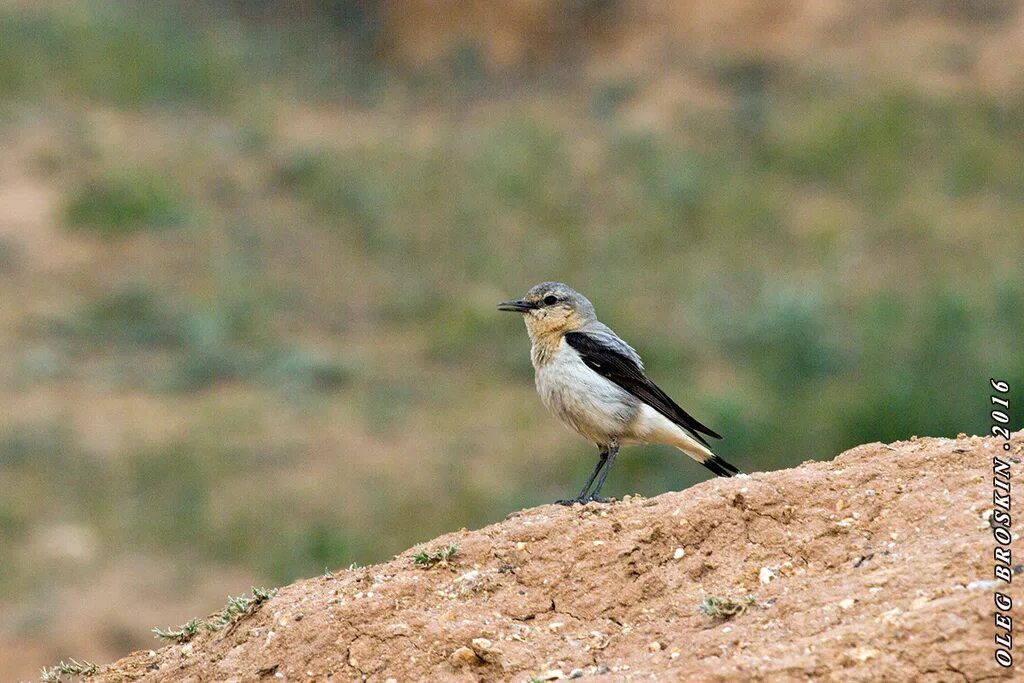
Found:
[93,434,1021,682]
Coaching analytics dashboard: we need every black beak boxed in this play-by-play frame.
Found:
[497,299,536,312]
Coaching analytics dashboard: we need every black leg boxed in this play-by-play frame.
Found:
[556,447,608,506]
[586,440,619,501]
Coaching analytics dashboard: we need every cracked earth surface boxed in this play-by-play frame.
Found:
[93,435,1022,682]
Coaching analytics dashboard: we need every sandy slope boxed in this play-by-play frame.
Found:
[92,434,1022,682]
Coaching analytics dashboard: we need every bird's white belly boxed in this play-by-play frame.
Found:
[534,344,638,444]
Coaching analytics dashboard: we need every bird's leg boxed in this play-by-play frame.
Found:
[555,446,608,506]
[583,440,619,503]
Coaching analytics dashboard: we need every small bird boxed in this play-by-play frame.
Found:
[499,282,739,504]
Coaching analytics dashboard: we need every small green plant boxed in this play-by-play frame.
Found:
[698,594,757,619]
[206,587,275,629]
[39,659,97,681]
[65,171,188,236]
[152,587,277,642]
[151,617,202,643]
[412,543,457,568]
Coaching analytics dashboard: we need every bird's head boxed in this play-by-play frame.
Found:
[498,282,596,341]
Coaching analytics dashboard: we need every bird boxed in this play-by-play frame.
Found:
[498,282,739,505]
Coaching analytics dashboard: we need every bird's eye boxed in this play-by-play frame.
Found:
[543,295,558,306]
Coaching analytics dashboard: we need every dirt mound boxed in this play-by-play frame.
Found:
[93,435,1021,682]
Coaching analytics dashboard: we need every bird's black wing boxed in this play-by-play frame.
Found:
[564,330,722,448]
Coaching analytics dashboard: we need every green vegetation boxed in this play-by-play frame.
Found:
[65,170,188,236]
[152,587,277,642]
[0,3,243,108]
[151,618,202,644]
[39,659,97,682]
[52,284,353,393]
[413,544,458,568]
[698,595,758,619]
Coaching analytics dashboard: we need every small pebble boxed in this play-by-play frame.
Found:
[449,646,478,666]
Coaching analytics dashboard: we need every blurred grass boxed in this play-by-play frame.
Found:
[1,1,1023,673]
[0,3,243,108]
[65,170,189,235]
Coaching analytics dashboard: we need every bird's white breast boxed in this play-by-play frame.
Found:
[533,338,638,444]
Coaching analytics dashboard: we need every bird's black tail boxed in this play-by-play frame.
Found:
[702,453,741,477]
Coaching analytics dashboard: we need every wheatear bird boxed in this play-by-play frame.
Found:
[499,282,739,504]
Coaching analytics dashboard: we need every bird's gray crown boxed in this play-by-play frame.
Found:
[524,282,597,321]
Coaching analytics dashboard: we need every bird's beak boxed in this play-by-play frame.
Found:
[497,299,536,312]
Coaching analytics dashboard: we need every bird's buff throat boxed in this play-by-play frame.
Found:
[525,311,585,367]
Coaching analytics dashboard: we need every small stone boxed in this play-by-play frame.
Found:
[670,651,680,659]
[673,548,685,560]
[838,598,855,610]
[470,637,492,653]
[548,622,565,631]
[516,542,527,551]
[449,646,479,666]
[648,641,662,652]
[879,608,903,624]
[850,647,878,662]
[759,567,775,584]
[538,669,565,680]
[569,669,585,679]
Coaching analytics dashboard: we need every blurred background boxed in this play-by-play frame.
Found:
[1,0,1023,677]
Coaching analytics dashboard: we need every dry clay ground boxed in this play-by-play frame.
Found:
[92,435,1022,682]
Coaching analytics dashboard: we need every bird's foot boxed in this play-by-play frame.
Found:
[555,495,613,506]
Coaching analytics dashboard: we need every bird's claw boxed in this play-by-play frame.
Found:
[586,495,612,504]
[555,495,613,506]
